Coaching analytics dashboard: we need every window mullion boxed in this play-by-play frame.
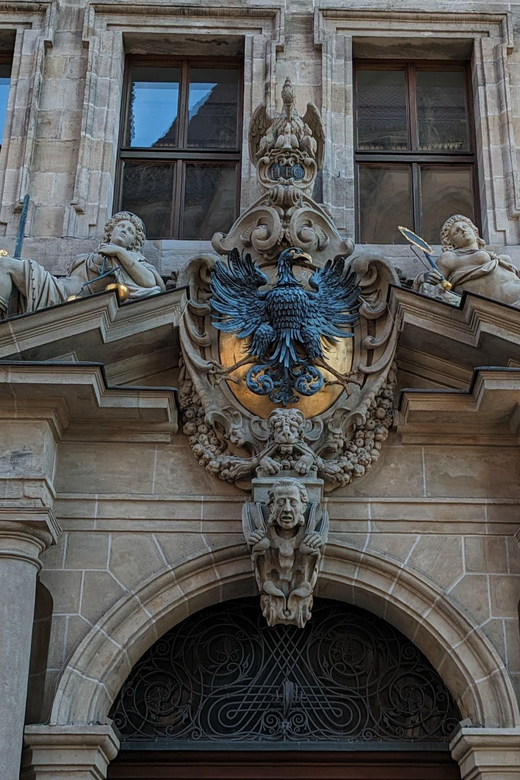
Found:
[173,160,185,238]
[412,162,422,235]
[177,60,190,150]
[407,63,418,152]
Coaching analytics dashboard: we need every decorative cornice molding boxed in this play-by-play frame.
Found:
[397,367,520,445]
[0,361,178,438]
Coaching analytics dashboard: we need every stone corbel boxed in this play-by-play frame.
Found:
[243,475,328,628]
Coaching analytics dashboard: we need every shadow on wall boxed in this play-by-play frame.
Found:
[25,580,53,724]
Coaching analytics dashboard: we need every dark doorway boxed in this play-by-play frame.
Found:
[109,749,460,779]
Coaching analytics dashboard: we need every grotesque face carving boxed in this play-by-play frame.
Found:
[267,478,308,531]
[268,409,305,451]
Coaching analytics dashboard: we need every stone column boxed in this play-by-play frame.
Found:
[450,727,520,779]
[22,724,120,780]
[0,511,59,780]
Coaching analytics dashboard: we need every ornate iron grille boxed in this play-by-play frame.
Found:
[110,598,460,744]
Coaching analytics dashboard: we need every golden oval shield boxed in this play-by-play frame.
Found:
[218,331,353,419]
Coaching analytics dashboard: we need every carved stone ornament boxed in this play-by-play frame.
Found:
[242,477,328,628]
[212,78,352,265]
[178,80,399,496]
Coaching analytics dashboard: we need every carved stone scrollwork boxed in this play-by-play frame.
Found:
[212,77,352,266]
[243,477,328,628]
[177,79,401,503]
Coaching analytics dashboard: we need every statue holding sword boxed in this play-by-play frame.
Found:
[402,214,520,308]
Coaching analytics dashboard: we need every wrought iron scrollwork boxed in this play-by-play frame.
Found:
[110,598,460,744]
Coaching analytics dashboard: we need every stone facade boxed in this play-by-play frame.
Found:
[0,1,520,778]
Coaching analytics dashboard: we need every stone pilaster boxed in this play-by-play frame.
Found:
[0,511,60,780]
[22,724,120,780]
[450,727,520,779]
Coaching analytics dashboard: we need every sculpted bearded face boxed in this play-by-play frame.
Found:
[268,479,307,531]
[269,409,305,451]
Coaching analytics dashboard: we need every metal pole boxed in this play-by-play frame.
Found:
[13,194,29,259]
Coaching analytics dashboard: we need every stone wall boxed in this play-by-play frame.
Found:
[33,431,520,727]
[2,0,520,277]
[0,1,520,778]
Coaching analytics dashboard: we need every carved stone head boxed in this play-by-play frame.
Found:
[440,214,484,252]
[268,409,305,451]
[103,211,146,252]
[267,478,308,531]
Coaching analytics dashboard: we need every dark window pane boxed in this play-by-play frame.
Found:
[0,63,10,143]
[183,164,237,239]
[359,165,412,244]
[420,165,474,244]
[121,160,175,238]
[127,67,180,148]
[187,68,239,149]
[356,69,408,151]
[416,70,469,152]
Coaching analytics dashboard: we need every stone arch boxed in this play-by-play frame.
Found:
[49,540,520,729]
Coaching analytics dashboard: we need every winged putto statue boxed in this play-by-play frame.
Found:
[211,246,360,406]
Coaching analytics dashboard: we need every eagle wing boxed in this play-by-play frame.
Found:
[306,257,360,341]
[248,103,273,164]
[303,103,325,170]
[211,249,268,340]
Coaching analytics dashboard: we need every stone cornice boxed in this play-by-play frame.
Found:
[0,361,178,439]
[392,285,520,348]
[397,367,520,445]
[315,3,513,50]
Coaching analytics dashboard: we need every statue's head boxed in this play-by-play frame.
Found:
[268,408,305,449]
[441,214,484,252]
[104,211,146,252]
[267,478,308,531]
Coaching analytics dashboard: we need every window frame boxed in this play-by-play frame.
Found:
[353,59,479,243]
[0,53,11,150]
[116,55,243,240]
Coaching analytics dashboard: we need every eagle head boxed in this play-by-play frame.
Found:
[280,247,313,267]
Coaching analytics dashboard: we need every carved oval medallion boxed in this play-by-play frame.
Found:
[218,330,353,418]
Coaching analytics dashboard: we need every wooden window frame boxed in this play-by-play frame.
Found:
[354,59,479,243]
[117,55,243,240]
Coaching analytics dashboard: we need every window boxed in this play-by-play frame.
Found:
[118,58,242,240]
[0,60,10,146]
[355,62,477,245]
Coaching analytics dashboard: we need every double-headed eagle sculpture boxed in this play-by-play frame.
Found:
[211,246,360,406]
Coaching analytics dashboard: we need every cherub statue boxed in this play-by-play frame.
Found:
[242,477,329,628]
[415,214,520,307]
[0,211,164,317]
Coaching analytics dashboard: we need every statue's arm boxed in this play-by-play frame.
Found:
[98,244,162,289]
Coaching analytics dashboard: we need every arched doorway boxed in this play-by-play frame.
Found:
[107,597,461,779]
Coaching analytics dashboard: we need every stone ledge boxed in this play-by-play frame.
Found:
[22,723,119,779]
